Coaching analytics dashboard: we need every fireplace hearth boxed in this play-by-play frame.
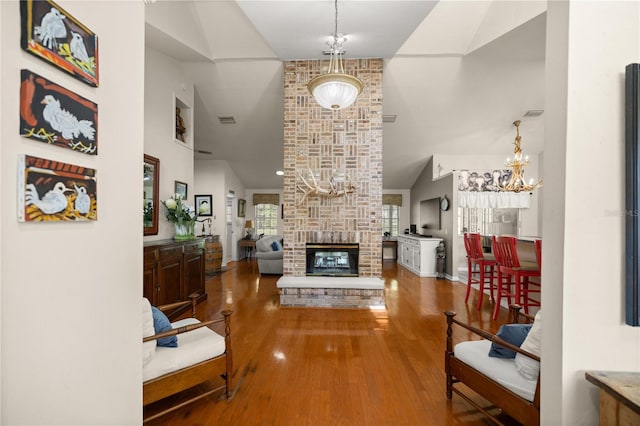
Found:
[306,243,359,277]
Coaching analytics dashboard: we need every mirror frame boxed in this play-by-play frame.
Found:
[144,154,159,236]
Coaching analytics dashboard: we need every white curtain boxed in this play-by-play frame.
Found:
[458,191,531,209]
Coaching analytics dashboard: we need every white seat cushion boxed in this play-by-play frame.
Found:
[142,298,157,367]
[454,339,537,402]
[143,318,226,382]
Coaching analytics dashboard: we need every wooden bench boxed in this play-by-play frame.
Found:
[142,296,233,422]
[445,305,540,425]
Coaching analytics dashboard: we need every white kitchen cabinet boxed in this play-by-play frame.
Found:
[397,235,443,277]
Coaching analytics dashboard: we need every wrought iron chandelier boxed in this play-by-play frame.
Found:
[501,120,542,192]
[307,0,363,110]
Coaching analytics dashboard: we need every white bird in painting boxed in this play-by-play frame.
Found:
[41,95,95,141]
[69,32,91,65]
[74,184,91,214]
[25,182,73,214]
[34,7,67,50]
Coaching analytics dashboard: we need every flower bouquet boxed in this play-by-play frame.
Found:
[162,193,207,240]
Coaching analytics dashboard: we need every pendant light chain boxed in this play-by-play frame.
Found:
[334,0,338,42]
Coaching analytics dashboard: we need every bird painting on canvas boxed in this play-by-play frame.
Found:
[34,7,67,50]
[19,154,98,222]
[41,94,95,141]
[74,184,91,215]
[25,182,73,215]
[69,31,92,67]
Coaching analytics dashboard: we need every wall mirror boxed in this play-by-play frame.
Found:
[144,154,159,235]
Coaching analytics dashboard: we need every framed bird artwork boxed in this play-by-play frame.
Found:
[20,0,99,87]
[17,154,97,222]
[20,69,98,155]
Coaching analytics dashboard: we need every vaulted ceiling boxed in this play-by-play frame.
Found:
[145,0,546,189]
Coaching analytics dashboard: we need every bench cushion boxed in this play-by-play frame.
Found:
[142,298,157,367]
[143,318,226,382]
[454,339,537,402]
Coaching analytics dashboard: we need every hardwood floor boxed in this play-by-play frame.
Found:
[145,259,519,425]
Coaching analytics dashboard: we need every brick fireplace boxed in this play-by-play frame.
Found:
[277,59,384,308]
[281,58,384,278]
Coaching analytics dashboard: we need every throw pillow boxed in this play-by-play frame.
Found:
[271,241,281,251]
[488,323,532,358]
[142,298,157,366]
[151,306,178,347]
[515,310,542,380]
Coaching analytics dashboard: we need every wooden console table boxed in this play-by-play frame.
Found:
[585,371,640,425]
[238,239,256,259]
[382,239,398,260]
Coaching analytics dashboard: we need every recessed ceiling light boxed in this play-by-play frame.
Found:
[276,170,284,176]
[383,114,397,123]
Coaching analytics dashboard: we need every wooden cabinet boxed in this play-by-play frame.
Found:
[143,239,207,313]
[397,235,443,277]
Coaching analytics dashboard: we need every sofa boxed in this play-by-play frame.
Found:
[255,235,283,275]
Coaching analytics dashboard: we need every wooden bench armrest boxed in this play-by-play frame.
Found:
[155,294,200,317]
[445,305,540,362]
[143,310,232,343]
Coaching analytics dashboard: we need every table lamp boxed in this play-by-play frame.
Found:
[244,220,253,239]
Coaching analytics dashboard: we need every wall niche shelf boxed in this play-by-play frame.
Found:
[173,93,193,149]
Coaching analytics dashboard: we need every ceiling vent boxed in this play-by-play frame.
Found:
[524,110,544,117]
[218,116,236,124]
[383,114,397,123]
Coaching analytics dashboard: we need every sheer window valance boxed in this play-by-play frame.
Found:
[458,191,530,209]
[382,194,403,206]
[253,193,280,206]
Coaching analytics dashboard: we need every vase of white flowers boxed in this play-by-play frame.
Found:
[162,193,206,240]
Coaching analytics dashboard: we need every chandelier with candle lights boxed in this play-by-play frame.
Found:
[501,120,542,192]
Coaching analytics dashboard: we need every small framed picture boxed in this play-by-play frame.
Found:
[194,194,212,216]
[238,199,246,218]
[174,181,187,199]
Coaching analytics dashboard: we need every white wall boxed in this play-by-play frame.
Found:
[144,0,211,59]
[544,2,640,424]
[194,159,246,264]
[144,46,195,241]
[467,1,547,54]
[1,1,144,424]
[410,159,455,276]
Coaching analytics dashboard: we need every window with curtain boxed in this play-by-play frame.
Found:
[255,204,278,236]
[382,194,402,237]
[252,194,280,237]
[382,204,399,237]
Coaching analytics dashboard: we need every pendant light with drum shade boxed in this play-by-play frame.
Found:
[307,0,363,110]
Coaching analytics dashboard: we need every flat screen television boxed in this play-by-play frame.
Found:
[420,197,441,232]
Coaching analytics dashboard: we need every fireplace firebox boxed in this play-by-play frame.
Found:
[306,243,359,277]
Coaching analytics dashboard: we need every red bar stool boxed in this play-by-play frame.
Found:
[492,236,541,319]
[463,233,497,309]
